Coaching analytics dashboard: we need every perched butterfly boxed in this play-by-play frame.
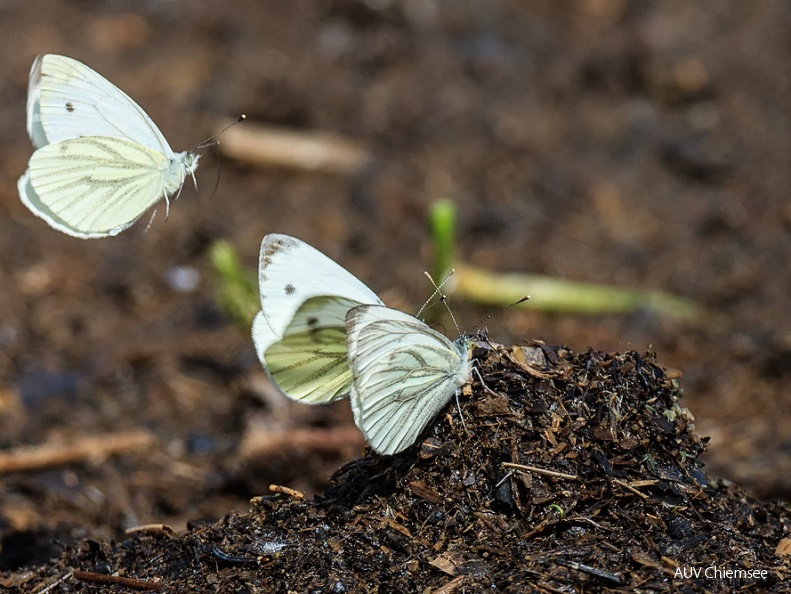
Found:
[346,304,472,455]
[18,54,200,238]
[251,234,384,404]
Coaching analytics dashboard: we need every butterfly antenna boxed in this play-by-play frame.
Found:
[416,269,456,320]
[192,114,246,151]
[424,270,464,337]
[210,146,222,196]
[466,296,530,335]
[188,116,244,200]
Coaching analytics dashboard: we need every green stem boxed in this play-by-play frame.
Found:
[452,264,716,326]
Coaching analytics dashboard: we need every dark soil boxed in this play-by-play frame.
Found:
[1,0,791,592]
[4,343,789,592]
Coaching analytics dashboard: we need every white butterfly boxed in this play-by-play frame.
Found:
[346,304,472,455]
[17,54,200,238]
[251,234,384,404]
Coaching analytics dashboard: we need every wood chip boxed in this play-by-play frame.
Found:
[433,575,467,593]
[407,481,441,504]
[429,552,466,576]
[269,484,304,499]
[125,524,176,537]
[381,517,412,538]
[776,537,791,557]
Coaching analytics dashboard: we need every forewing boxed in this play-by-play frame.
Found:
[31,54,172,154]
[255,296,357,403]
[347,305,469,455]
[26,56,47,149]
[257,234,383,338]
[24,136,169,238]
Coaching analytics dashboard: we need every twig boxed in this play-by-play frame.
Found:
[0,430,157,474]
[612,478,650,499]
[73,570,163,591]
[239,424,363,461]
[269,484,304,499]
[495,470,515,488]
[125,524,176,537]
[33,571,73,594]
[501,462,579,481]
[218,121,371,175]
[433,575,468,594]
[556,560,623,585]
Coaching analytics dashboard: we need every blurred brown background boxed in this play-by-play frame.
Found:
[0,0,790,555]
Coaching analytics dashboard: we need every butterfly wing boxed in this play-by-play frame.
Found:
[254,296,360,403]
[22,136,174,238]
[252,235,383,403]
[26,56,47,149]
[346,305,471,455]
[28,54,173,155]
[256,234,383,338]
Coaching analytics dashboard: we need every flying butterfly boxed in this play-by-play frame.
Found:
[346,304,472,455]
[251,234,384,404]
[18,54,203,238]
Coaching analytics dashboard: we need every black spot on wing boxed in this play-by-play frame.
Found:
[306,316,321,337]
[65,101,75,113]
[285,284,296,295]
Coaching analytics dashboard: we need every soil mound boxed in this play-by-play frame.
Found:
[4,342,789,592]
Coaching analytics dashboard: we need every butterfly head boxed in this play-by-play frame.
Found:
[453,335,474,382]
[183,150,201,181]
[164,150,201,196]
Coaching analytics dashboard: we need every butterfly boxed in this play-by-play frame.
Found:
[346,304,472,455]
[17,54,200,238]
[251,234,384,404]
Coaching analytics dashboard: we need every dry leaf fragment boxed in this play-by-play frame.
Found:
[407,481,441,504]
[776,538,791,557]
[430,551,466,576]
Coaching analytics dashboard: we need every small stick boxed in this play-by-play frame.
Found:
[124,524,176,537]
[494,469,515,488]
[501,462,579,481]
[433,576,467,594]
[612,478,650,499]
[0,430,157,474]
[269,484,305,499]
[33,571,73,594]
[238,424,363,461]
[218,122,370,175]
[73,570,163,591]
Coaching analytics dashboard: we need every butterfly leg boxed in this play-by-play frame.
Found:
[453,390,468,435]
[471,363,499,397]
